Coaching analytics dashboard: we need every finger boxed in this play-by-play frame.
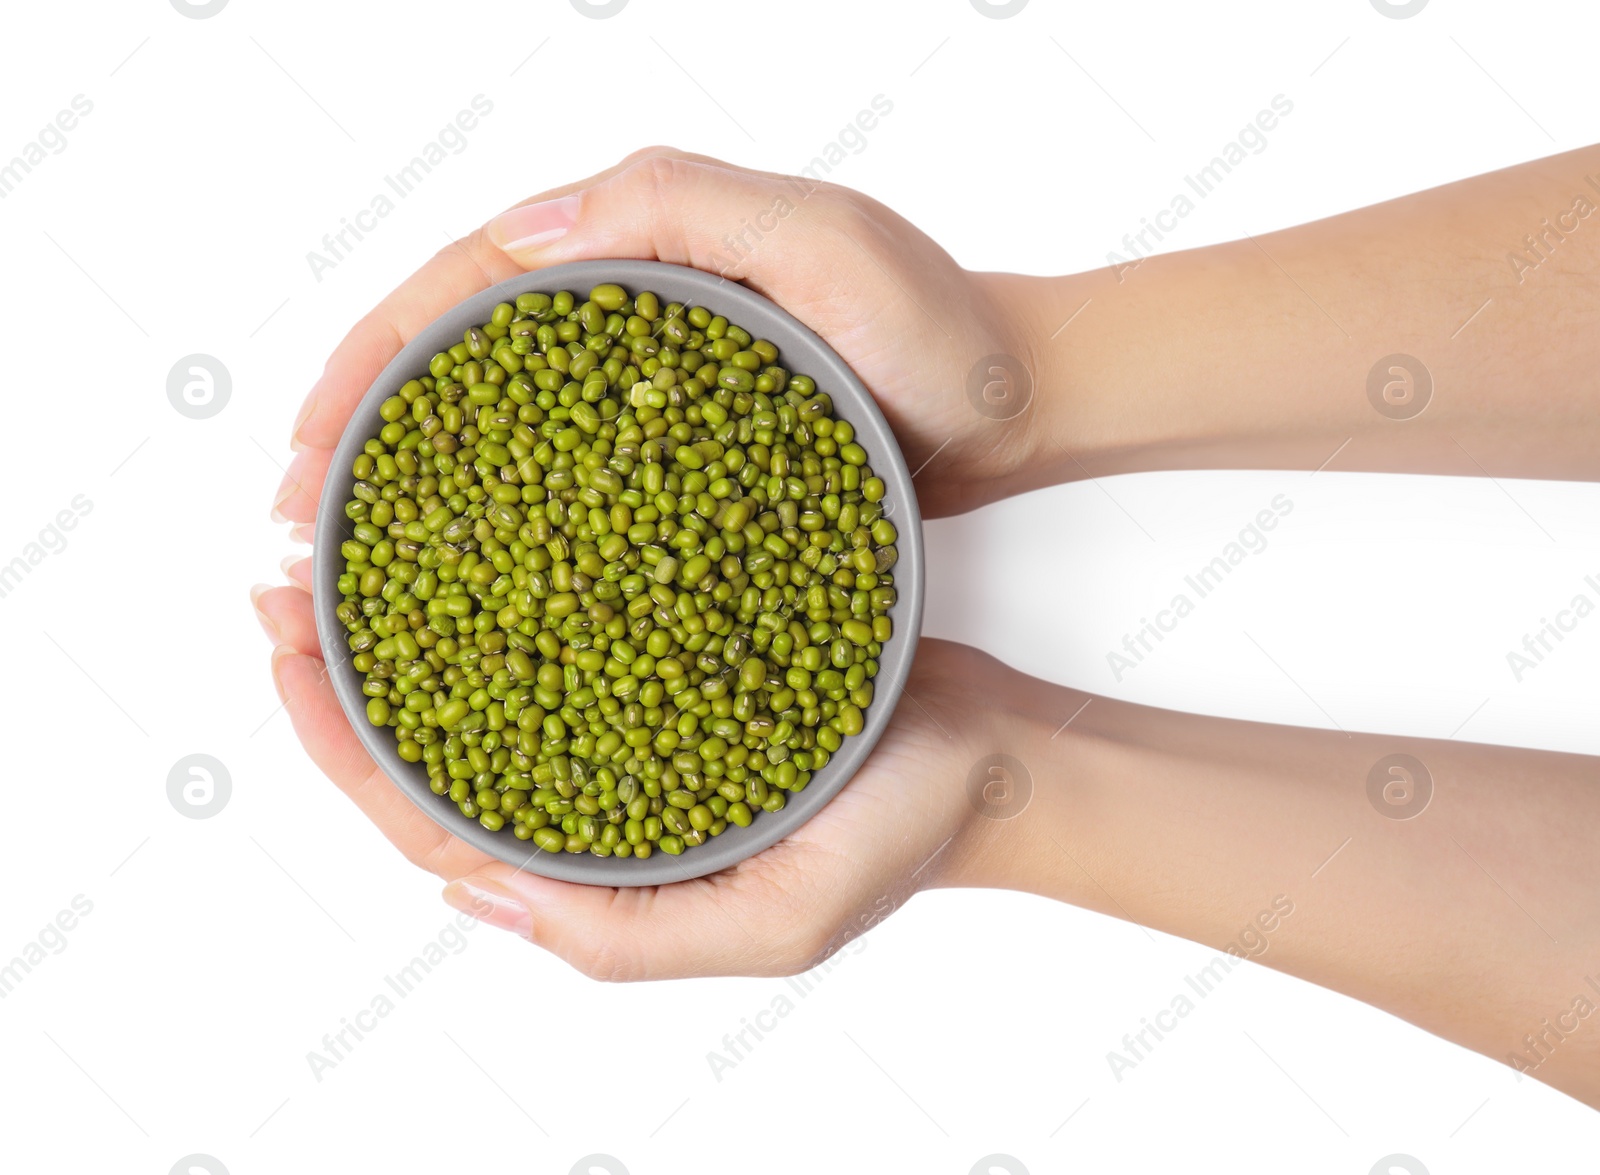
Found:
[442,842,832,982]
[249,584,277,644]
[271,446,332,525]
[289,147,715,456]
[290,522,314,545]
[484,155,898,321]
[291,241,522,453]
[282,554,312,592]
[490,145,780,218]
[272,644,487,878]
[272,645,375,796]
[254,584,320,654]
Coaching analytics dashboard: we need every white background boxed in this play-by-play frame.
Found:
[1,0,1596,1172]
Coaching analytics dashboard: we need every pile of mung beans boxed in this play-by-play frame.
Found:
[334,284,898,859]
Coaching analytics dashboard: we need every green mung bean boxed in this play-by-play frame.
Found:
[336,285,899,858]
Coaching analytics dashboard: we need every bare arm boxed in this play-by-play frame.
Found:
[949,662,1600,1107]
[970,142,1600,511]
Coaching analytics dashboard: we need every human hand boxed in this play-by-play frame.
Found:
[256,573,1006,981]
[262,146,1054,976]
[273,147,1047,535]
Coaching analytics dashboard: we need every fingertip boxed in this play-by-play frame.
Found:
[255,583,321,656]
[270,642,301,703]
[252,583,280,645]
[290,386,321,453]
[281,554,312,589]
[274,640,331,695]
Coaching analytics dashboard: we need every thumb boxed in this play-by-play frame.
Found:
[484,152,853,291]
[441,859,815,981]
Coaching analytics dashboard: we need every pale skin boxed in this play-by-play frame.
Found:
[257,146,1600,1106]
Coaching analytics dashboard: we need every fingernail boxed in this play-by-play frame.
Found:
[290,523,315,545]
[488,195,581,254]
[443,880,533,939]
[290,391,319,453]
[281,554,309,587]
[270,643,296,704]
[251,584,280,644]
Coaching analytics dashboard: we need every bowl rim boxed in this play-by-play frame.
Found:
[313,259,924,886]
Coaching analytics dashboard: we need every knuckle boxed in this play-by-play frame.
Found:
[319,738,372,797]
[813,182,877,230]
[457,223,492,262]
[412,832,457,877]
[784,183,888,263]
[624,153,702,201]
[350,308,406,362]
[431,229,490,283]
[568,936,642,983]
[778,925,840,975]
[620,144,691,168]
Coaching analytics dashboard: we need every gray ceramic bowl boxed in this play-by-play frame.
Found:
[314,260,923,885]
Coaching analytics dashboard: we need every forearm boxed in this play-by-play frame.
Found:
[946,668,1600,1106]
[992,142,1600,491]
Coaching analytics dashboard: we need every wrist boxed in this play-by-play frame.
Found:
[968,269,1116,503]
[921,648,1102,901]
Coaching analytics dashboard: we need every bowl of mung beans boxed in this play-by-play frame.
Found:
[313,260,923,885]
